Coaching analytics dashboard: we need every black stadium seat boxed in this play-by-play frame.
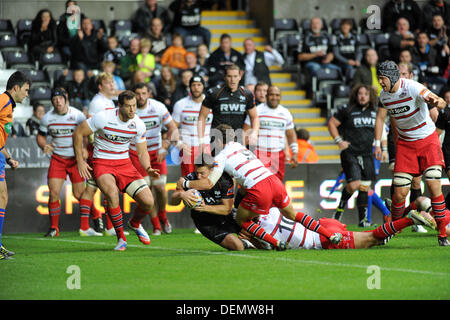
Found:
[29,86,52,107]
[312,67,343,107]
[183,35,204,51]
[0,19,14,36]
[0,34,21,53]
[91,19,107,33]
[271,18,300,42]
[20,69,50,88]
[277,33,301,66]
[4,50,34,69]
[39,52,66,74]
[16,19,32,46]
[329,18,357,34]
[110,19,133,38]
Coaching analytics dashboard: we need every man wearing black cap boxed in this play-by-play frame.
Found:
[374,60,450,246]
[36,88,100,237]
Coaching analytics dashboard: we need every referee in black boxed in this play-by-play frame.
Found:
[197,64,259,151]
[328,84,385,227]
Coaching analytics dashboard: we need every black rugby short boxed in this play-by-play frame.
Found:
[340,150,376,183]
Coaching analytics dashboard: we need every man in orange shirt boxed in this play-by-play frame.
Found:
[0,71,31,260]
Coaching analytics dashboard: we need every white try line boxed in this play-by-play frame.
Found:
[5,235,449,277]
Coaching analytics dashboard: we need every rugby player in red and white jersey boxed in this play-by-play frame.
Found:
[73,90,160,251]
[36,88,99,237]
[131,83,180,235]
[80,73,117,235]
[172,75,213,176]
[374,60,450,246]
[243,85,298,181]
[177,124,343,250]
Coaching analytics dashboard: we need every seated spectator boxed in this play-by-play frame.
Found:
[161,33,188,72]
[143,17,168,62]
[242,38,284,91]
[26,103,46,136]
[101,61,126,92]
[197,43,210,67]
[57,0,85,61]
[133,0,172,34]
[185,51,208,83]
[331,19,362,79]
[71,17,108,72]
[298,17,340,82]
[132,70,157,98]
[169,0,211,47]
[119,37,140,85]
[352,48,382,95]
[388,17,416,63]
[382,0,423,33]
[104,36,127,66]
[423,0,450,31]
[207,33,245,86]
[399,48,422,82]
[57,69,91,111]
[290,128,319,163]
[170,69,193,111]
[136,38,156,82]
[412,31,445,84]
[253,81,269,105]
[155,65,177,108]
[29,9,58,62]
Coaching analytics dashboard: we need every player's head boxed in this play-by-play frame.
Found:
[95,72,115,98]
[118,90,137,120]
[189,75,205,99]
[214,124,235,147]
[51,87,69,114]
[133,82,150,108]
[6,71,31,103]
[224,64,241,91]
[266,86,281,109]
[194,153,215,178]
[350,84,376,109]
[377,60,400,92]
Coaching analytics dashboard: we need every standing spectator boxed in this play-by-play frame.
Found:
[58,69,91,111]
[161,33,188,72]
[103,36,127,66]
[388,17,416,63]
[169,0,211,47]
[207,33,245,87]
[26,103,46,136]
[197,43,210,67]
[298,17,340,78]
[292,128,319,164]
[136,38,156,82]
[185,51,208,83]
[29,9,58,62]
[242,38,284,91]
[156,66,177,108]
[423,0,450,31]
[254,81,269,105]
[352,48,382,95]
[428,14,450,74]
[143,17,168,63]
[331,19,362,78]
[411,32,443,84]
[399,48,422,82]
[133,0,172,34]
[57,1,85,61]
[171,69,193,111]
[382,0,423,33]
[119,38,140,85]
[71,18,108,72]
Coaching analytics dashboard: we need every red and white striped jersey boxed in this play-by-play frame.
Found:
[172,95,213,146]
[130,98,172,152]
[213,141,273,189]
[39,107,86,157]
[87,108,146,160]
[88,93,115,116]
[244,103,294,152]
[379,78,434,141]
[257,207,322,250]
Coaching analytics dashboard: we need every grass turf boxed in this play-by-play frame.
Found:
[0,226,449,300]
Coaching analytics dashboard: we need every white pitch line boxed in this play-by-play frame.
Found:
[5,235,449,277]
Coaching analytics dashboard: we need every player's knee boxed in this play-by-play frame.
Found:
[358,181,371,192]
[347,181,360,193]
[423,165,442,181]
[151,176,167,192]
[393,172,413,189]
[49,189,60,202]
[221,235,244,251]
[125,179,148,199]
[0,190,7,206]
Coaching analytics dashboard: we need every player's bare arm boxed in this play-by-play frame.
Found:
[197,105,210,147]
[286,128,298,168]
[136,141,160,179]
[1,148,18,170]
[247,107,259,146]
[170,189,204,206]
[73,120,93,179]
[328,116,350,150]
[36,132,54,155]
[424,92,447,110]
[374,107,388,160]
[195,198,233,216]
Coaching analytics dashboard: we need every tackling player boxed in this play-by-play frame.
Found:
[0,71,29,260]
[374,60,450,246]
[73,90,160,251]
[178,124,343,250]
[131,83,180,235]
[36,88,100,237]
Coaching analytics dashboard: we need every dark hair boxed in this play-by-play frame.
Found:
[132,82,148,92]
[172,32,183,41]
[6,71,31,90]
[215,124,235,144]
[194,153,215,168]
[32,102,45,112]
[32,9,56,32]
[255,81,269,91]
[340,19,352,28]
[296,128,310,140]
[118,90,136,105]
[220,33,231,42]
[349,84,377,110]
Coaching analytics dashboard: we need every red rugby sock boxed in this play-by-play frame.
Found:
[371,217,414,240]
[79,199,91,231]
[151,216,161,231]
[241,221,279,247]
[130,206,150,228]
[108,206,126,241]
[295,212,333,239]
[48,200,60,230]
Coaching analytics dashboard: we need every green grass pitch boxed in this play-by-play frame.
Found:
[1,226,449,300]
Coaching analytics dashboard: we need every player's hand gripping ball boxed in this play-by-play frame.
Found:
[183,189,203,208]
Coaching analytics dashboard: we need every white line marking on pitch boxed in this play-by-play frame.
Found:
[5,235,449,277]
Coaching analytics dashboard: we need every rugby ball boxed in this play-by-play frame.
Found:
[183,189,203,209]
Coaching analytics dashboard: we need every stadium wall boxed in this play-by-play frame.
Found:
[4,139,450,234]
